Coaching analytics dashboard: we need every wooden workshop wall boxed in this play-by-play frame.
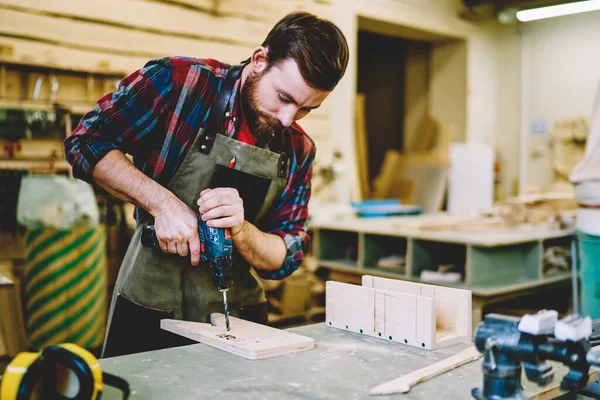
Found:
[0,0,335,198]
[0,0,530,203]
[429,39,467,144]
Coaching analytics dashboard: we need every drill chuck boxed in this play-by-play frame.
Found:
[209,256,233,292]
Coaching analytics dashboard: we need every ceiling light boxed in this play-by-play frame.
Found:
[497,8,518,23]
[516,0,600,22]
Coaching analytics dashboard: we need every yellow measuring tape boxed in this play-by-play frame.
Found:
[0,343,129,399]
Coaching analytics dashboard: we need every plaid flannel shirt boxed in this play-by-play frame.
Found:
[64,57,315,280]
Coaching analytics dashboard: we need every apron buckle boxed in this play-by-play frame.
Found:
[278,152,289,178]
[198,133,216,154]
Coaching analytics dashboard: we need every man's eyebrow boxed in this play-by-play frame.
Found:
[276,88,321,109]
[276,88,299,105]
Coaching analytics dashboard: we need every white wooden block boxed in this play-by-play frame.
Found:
[367,275,472,342]
[325,281,374,336]
[362,274,421,295]
[416,296,436,349]
[385,291,418,345]
[420,284,435,298]
[374,291,386,337]
[326,276,472,350]
[362,275,374,288]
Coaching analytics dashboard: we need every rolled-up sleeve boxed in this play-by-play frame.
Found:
[64,58,173,183]
[256,145,316,280]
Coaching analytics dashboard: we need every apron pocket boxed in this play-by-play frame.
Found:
[209,164,271,222]
[103,293,190,358]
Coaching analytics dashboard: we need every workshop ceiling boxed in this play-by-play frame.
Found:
[459,0,585,21]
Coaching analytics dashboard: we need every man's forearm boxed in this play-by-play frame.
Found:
[91,149,174,216]
[232,221,286,271]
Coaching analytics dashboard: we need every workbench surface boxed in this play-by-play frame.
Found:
[99,323,576,400]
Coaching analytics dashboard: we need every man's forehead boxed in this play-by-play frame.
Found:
[267,59,329,105]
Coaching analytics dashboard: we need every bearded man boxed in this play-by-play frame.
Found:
[64,11,349,358]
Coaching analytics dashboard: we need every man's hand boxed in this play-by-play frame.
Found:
[197,188,245,235]
[89,149,201,265]
[153,196,201,266]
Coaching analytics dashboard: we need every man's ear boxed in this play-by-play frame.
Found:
[250,46,269,74]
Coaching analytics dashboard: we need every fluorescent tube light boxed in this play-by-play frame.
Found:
[516,0,600,22]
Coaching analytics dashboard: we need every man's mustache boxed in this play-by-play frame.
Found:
[256,111,284,131]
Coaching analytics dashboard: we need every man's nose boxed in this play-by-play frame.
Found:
[278,106,297,127]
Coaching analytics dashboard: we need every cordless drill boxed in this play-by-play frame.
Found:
[141,217,233,331]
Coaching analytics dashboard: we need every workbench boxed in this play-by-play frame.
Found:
[99,323,585,399]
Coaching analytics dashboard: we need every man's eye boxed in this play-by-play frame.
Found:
[278,94,292,104]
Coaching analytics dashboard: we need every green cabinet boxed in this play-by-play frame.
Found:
[311,219,573,296]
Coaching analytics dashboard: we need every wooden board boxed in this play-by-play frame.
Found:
[409,116,439,152]
[218,0,332,20]
[372,150,448,213]
[0,0,267,46]
[160,313,315,360]
[0,36,149,75]
[447,143,494,215]
[529,365,598,400]
[0,8,251,63]
[370,346,482,395]
[355,93,371,200]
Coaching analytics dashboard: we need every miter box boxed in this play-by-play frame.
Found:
[325,275,472,350]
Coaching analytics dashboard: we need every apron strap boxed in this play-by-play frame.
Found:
[276,129,289,179]
[199,61,247,154]
[255,114,290,179]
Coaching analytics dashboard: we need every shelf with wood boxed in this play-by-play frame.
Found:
[362,233,407,275]
[410,239,466,284]
[0,58,121,120]
[0,159,70,172]
[311,217,574,297]
[314,229,359,269]
[0,99,96,116]
[263,266,327,329]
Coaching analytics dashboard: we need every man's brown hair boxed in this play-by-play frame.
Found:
[262,11,349,92]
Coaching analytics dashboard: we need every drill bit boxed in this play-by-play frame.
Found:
[222,291,230,331]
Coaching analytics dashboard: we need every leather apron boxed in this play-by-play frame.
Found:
[101,64,290,358]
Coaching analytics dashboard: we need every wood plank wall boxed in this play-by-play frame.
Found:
[0,0,334,194]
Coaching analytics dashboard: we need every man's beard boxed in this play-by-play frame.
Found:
[240,72,285,140]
